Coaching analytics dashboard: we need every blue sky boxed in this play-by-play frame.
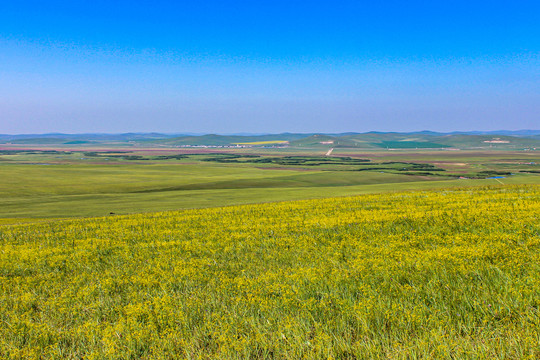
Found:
[0,0,538,134]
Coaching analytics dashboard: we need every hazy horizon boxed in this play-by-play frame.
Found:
[2,129,540,138]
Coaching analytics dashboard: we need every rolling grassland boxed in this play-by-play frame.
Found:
[1,185,539,359]
[1,148,539,219]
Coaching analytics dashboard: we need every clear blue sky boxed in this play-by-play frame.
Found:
[1,0,538,134]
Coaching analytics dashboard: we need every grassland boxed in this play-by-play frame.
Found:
[1,143,540,358]
[1,148,539,219]
[1,185,539,359]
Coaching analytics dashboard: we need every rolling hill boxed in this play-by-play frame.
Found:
[1,131,539,149]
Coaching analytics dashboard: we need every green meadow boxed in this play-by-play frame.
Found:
[1,148,539,219]
[1,145,540,359]
[1,185,539,359]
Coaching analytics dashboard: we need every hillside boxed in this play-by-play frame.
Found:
[2,131,539,149]
[432,134,540,149]
[339,133,540,149]
[1,185,539,358]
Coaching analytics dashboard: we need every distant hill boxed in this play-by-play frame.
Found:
[449,130,540,137]
[1,131,539,149]
[0,133,183,143]
[152,133,310,146]
[289,135,340,147]
[430,134,540,149]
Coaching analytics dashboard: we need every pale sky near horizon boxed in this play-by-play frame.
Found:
[1,1,539,134]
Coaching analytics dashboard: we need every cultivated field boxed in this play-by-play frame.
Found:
[1,185,539,359]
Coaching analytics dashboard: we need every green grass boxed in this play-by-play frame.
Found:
[1,149,539,218]
[1,185,539,358]
[1,163,539,218]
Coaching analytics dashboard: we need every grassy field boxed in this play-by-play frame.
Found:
[1,185,539,359]
[1,148,539,219]
[2,145,540,358]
